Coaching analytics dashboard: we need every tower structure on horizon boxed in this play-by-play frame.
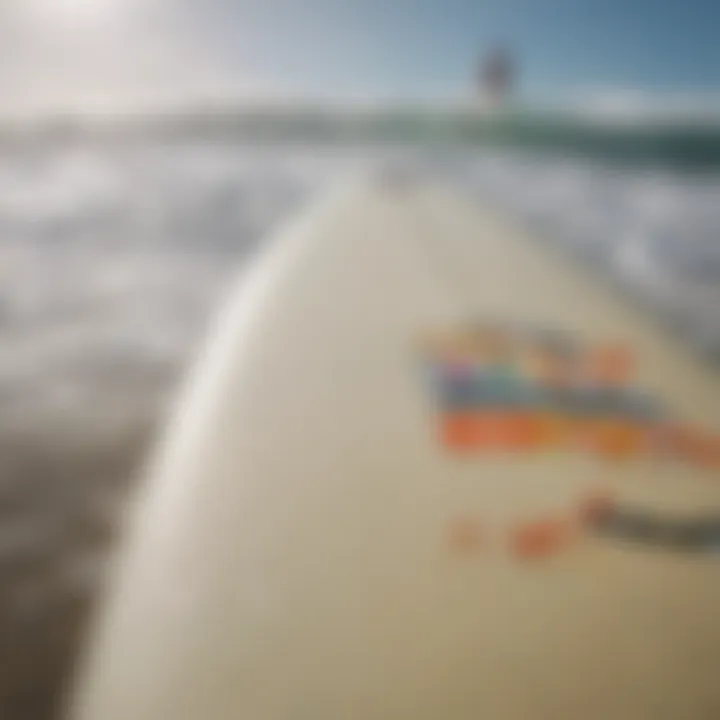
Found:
[478,46,516,106]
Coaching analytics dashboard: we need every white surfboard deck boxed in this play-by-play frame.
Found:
[71,174,720,720]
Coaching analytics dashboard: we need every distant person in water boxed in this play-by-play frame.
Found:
[479,46,515,106]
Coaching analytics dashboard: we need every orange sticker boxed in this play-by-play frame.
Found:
[536,412,572,447]
[591,421,647,460]
[441,413,506,451]
[441,413,479,451]
[511,519,576,560]
[497,412,546,451]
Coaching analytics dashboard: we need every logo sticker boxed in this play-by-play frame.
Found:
[419,322,720,468]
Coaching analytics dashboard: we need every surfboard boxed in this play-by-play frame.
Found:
[70,172,720,720]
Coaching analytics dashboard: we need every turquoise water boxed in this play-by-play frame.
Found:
[228,111,720,170]
[7,108,720,169]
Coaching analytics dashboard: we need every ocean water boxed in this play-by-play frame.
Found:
[0,142,331,434]
[0,122,718,718]
[0,135,716,438]
[449,150,720,355]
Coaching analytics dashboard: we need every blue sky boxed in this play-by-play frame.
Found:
[2,0,719,112]
[192,0,720,99]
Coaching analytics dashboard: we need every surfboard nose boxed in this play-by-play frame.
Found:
[69,181,720,720]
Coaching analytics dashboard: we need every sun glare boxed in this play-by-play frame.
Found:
[20,0,139,23]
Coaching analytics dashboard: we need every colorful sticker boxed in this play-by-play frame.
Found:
[448,493,720,561]
[510,519,576,560]
[419,322,720,469]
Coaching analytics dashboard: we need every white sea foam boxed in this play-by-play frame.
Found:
[0,140,716,433]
